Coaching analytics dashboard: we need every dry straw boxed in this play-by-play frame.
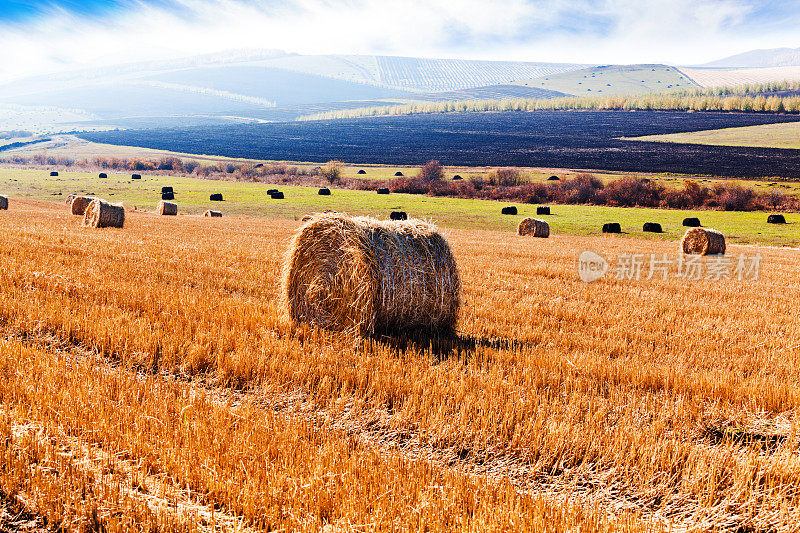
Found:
[518,217,550,238]
[158,201,178,216]
[681,227,726,255]
[70,196,95,215]
[0,195,7,210]
[204,210,222,218]
[282,212,460,336]
[82,199,124,228]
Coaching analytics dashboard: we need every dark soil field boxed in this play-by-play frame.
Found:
[82,110,800,178]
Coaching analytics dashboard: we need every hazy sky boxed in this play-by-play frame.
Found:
[1,0,799,83]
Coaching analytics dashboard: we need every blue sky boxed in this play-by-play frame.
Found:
[1,0,799,83]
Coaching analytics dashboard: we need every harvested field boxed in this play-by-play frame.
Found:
[1,200,800,531]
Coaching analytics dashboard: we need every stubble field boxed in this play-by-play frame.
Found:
[1,200,799,531]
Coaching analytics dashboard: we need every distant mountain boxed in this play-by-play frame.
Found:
[701,47,800,68]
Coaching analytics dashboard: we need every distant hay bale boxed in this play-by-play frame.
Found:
[210,193,224,201]
[161,191,175,201]
[318,188,331,196]
[71,196,95,215]
[536,206,551,215]
[452,175,463,180]
[357,169,367,175]
[158,200,178,216]
[682,217,701,227]
[395,171,404,176]
[131,174,142,180]
[50,171,58,176]
[99,173,107,179]
[267,189,279,195]
[204,210,222,218]
[0,196,7,210]
[501,206,517,215]
[255,163,264,168]
[282,213,460,336]
[270,191,284,200]
[681,228,726,255]
[377,188,390,195]
[162,186,174,195]
[768,214,786,224]
[602,223,621,234]
[547,175,560,181]
[518,217,549,238]
[390,211,408,221]
[643,222,663,233]
[82,199,124,228]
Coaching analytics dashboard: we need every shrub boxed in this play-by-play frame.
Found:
[319,160,343,185]
[419,160,445,183]
[487,168,523,187]
[554,174,604,204]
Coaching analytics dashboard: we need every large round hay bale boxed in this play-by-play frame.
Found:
[452,175,463,180]
[681,228,726,255]
[204,210,222,218]
[0,196,7,210]
[390,211,408,221]
[282,213,460,336]
[158,200,178,216]
[501,206,517,215]
[377,188,390,195]
[395,171,404,176]
[682,217,701,227]
[71,196,95,215]
[768,214,786,224]
[162,186,174,195]
[318,188,331,196]
[210,193,224,201]
[547,175,560,181]
[270,191,284,200]
[267,189,279,195]
[50,171,58,177]
[83,199,124,228]
[161,191,175,201]
[99,173,107,179]
[643,222,663,233]
[602,223,621,234]
[536,206,551,215]
[518,217,549,237]
[357,169,367,175]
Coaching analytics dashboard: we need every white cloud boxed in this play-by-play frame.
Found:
[0,0,797,84]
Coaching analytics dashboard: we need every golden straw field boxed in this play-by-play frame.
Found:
[2,200,800,531]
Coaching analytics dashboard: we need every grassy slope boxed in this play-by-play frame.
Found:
[2,167,799,246]
[511,65,696,96]
[630,121,800,150]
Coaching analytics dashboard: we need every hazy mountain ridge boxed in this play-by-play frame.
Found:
[700,47,800,68]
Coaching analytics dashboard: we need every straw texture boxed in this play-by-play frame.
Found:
[158,201,178,216]
[681,228,726,255]
[517,217,549,238]
[82,199,124,228]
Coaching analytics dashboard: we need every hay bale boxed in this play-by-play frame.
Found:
[161,191,175,201]
[452,175,463,180]
[390,211,408,221]
[768,214,786,224]
[517,217,549,238]
[255,163,264,168]
[547,175,560,181]
[377,188,390,195]
[602,223,621,234]
[99,173,108,179]
[357,169,367,175]
[643,222,663,233]
[681,228,726,255]
[83,199,124,228]
[132,174,142,180]
[162,186,174,195]
[536,206,551,215]
[50,171,58,176]
[204,210,222,218]
[282,213,460,335]
[210,193,224,201]
[501,206,517,215]
[0,195,7,210]
[318,188,331,196]
[683,217,701,227]
[158,200,178,216]
[395,171,404,176]
[70,196,95,215]
[271,191,285,200]
[267,189,279,195]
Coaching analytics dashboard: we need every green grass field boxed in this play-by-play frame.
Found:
[631,121,800,150]
[2,167,799,247]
